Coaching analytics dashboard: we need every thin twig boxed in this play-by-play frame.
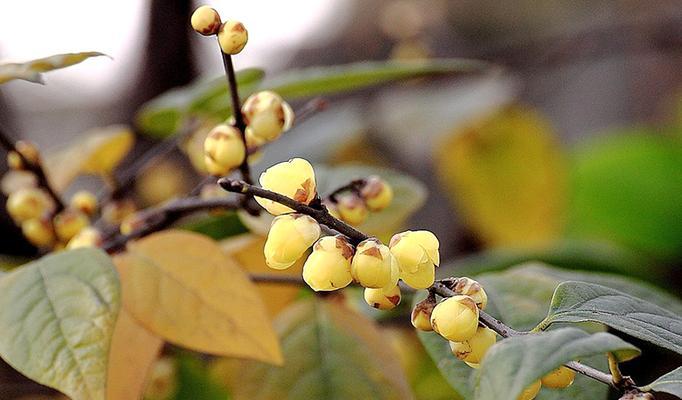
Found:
[0,125,65,212]
[102,196,240,252]
[220,51,252,186]
[250,273,305,285]
[218,178,369,245]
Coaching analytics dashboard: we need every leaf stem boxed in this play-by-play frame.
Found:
[0,124,65,212]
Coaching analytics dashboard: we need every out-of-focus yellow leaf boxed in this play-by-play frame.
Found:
[106,309,164,400]
[221,234,303,317]
[435,105,567,248]
[209,298,414,400]
[45,125,134,191]
[0,52,107,84]
[114,230,282,365]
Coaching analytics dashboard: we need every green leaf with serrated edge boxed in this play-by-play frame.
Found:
[136,68,265,137]
[136,59,487,137]
[0,52,107,84]
[0,248,120,400]
[638,366,682,397]
[475,328,639,400]
[539,281,682,354]
[216,298,413,400]
[315,164,426,239]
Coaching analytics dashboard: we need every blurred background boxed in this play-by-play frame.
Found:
[0,0,681,399]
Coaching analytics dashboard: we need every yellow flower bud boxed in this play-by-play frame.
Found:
[364,284,401,310]
[6,151,23,170]
[541,366,576,389]
[518,380,541,400]
[449,326,496,364]
[411,295,436,331]
[67,227,103,249]
[360,176,393,211]
[264,214,320,270]
[191,5,221,36]
[242,91,290,141]
[336,193,368,226]
[430,295,479,342]
[302,235,354,291]
[101,199,136,225]
[6,188,53,223]
[53,209,89,242]
[256,158,317,215]
[15,140,40,165]
[390,230,439,289]
[453,277,488,310]
[218,20,248,54]
[21,218,55,248]
[351,239,398,288]
[69,190,98,216]
[203,124,246,176]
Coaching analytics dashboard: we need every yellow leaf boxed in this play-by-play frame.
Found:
[435,105,567,248]
[0,51,107,85]
[113,230,282,365]
[106,309,164,400]
[45,125,134,191]
[221,234,303,317]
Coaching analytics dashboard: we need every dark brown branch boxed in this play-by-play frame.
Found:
[0,125,65,212]
[218,178,369,245]
[250,273,305,285]
[220,51,252,186]
[102,196,240,252]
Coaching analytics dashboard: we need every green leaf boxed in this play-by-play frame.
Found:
[475,328,640,400]
[180,211,249,240]
[315,164,427,239]
[638,366,682,397]
[136,59,487,137]
[263,58,487,99]
[174,355,230,400]
[539,281,682,354]
[216,298,413,399]
[136,68,265,137]
[0,52,107,84]
[0,248,120,400]
[568,132,682,260]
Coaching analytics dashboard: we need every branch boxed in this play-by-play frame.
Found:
[0,125,65,212]
[220,51,252,186]
[218,178,369,245]
[102,196,240,252]
[250,273,305,285]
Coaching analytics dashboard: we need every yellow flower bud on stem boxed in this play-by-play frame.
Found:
[411,293,436,331]
[430,295,479,342]
[364,284,401,310]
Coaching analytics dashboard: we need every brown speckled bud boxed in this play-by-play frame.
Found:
[191,6,221,36]
[218,20,248,54]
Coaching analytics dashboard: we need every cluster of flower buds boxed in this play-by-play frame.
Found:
[191,6,248,55]
[3,144,102,250]
[256,158,439,310]
[323,175,394,227]
[411,277,574,399]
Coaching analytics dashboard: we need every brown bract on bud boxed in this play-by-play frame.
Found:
[452,277,488,310]
[411,294,437,331]
[191,5,221,36]
[218,20,248,54]
[70,190,98,216]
